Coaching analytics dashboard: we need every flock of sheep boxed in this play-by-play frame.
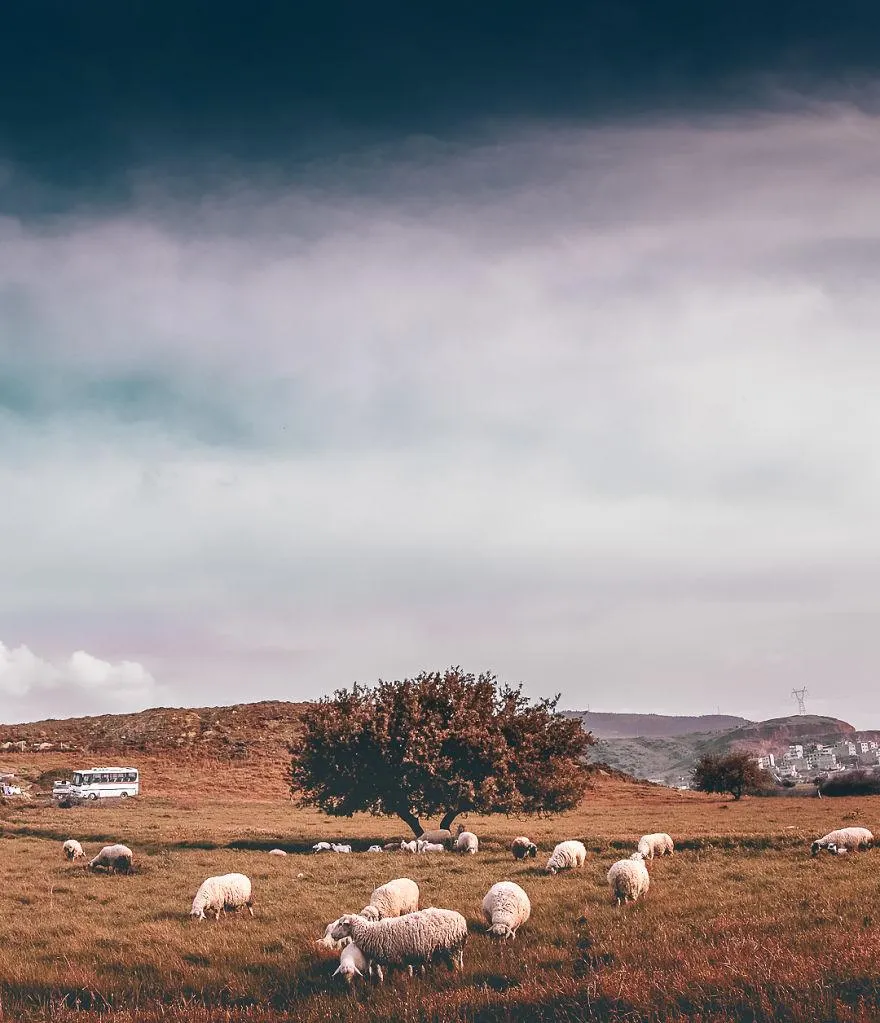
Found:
[58,822,875,987]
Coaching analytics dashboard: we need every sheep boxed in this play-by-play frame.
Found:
[454,831,479,855]
[511,836,538,860]
[418,828,453,849]
[190,873,254,922]
[313,842,333,852]
[607,852,650,906]
[637,833,674,859]
[811,827,874,856]
[416,840,446,854]
[88,844,133,874]
[359,878,420,921]
[62,839,85,862]
[317,918,352,950]
[333,942,378,984]
[331,844,353,853]
[400,840,419,854]
[268,848,287,856]
[383,841,403,852]
[329,908,468,979]
[481,881,531,939]
[367,845,384,853]
[544,840,587,875]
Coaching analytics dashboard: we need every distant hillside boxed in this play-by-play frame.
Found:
[565,711,751,739]
[593,714,867,785]
[0,701,306,761]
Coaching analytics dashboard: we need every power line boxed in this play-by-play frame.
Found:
[791,687,808,715]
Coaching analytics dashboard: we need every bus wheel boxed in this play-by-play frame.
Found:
[89,793,98,800]
[119,792,129,799]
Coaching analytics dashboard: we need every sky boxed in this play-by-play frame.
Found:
[2,2,880,725]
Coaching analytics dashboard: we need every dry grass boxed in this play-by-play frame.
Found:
[0,757,879,1022]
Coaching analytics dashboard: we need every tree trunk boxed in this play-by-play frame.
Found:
[440,808,462,831]
[397,808,423,837]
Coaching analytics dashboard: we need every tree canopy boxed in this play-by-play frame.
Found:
[692,751,768,800]
[289,667,594,835]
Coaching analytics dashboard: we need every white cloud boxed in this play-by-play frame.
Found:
[2,103,880,725]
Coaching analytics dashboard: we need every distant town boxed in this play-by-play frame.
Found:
[756,739,880,779]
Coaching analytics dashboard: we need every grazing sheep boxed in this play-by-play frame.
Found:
[317,918,352,950]
[331,843,352,853]
[367,845,383,853]
[511,836,538,860]
[454,831,479,855]
[313,842,333,852]
[62,839,85,862]
[329,908,467,979]
[481,881,531,939]
[359,878,420,921]
[637,833,674,860]
[545,840,587,875]
[416,840,446,854]
[268,848,287,856]
[190,873,254,922]
[383,841,403,852]
[418,829,453,849]
[400,840,419,854]
[88,844,133,874]
[811,827,874,856]
[333,942,376,984]
[607,852,650,906]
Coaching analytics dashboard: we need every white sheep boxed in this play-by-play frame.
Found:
[419,828,453,848]
[481,881,531,939]
[367,845,383,853]
[331,843,353,853]
[268,848,287,856]
[811,827,874,856]
[454,831,479,855]
[62,839,85,862]
[607,852,650,906]
[329,908,467,979]
[511,837,538,860]
[416,840,446,854]
[333,942,377,984]
[359,878,420,921]
[190,873,254,922]
[313,842,333,852]
[88,844,133,874]
[400,840,419,854]
[544,840,587,875]
[637,833,674,859]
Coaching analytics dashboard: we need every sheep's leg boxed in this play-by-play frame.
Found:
[247,902,254,917]
[215,907,222,921]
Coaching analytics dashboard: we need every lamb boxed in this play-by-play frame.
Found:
[454,831,479,855]
[511,837,538,860]
[367,845,384,853]
[811,827,874,856]
[416,840,446,854]
[331,844,353,853]
[329,908,468,978]
[383,841,403,852]
[418,828,453,849]
[481,881,531,939]
[62,839,85,862]
[637,833,674,859]
[313,842,333,852]
[544,840,587,874]
[88,844,133,873]
[359,878,420,921]
[400,840,419,854]
[333,942,376,985]
[268,848,287,856]
[607,852,650,906]
[190,873,254,922]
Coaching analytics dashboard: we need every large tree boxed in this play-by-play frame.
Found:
[289,667,594,836]
[692,751,768,801]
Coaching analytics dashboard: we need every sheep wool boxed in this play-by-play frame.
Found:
[190,873,254,922]
[360,878,420,921]
[268,848,287,856]
[333,942,374,984]
[481,882,531,939]
[545,840,587,875]
[367,845,384,853]
[313,842,332,852]
[62,839,85,861]
[811,827,874,856]
[400,840,419,854]
[331,844,352,853]
[418,829,453,848]
[607,852,650,906]
[637,833,674,859]
[511,837,538,860]
[88,844,133,873]
[416,840,445,854]
[330,908,468,977]
[455,831,479,855]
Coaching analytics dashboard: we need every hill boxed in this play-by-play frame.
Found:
[565,711,751,739]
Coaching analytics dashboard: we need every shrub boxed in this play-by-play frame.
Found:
[818,769,880,796]
[692,752,770,800]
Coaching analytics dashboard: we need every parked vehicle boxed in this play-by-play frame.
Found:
[66,767,139,800]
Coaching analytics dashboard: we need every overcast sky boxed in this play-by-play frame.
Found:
[2,2,880,725]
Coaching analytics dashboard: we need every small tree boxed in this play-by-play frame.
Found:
[692,751,768,800]
[289,667,594,836]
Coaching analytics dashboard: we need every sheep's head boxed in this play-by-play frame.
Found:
[527,844,538,858]
[328,915,357,942]
[629,852,645,862]
[487,923,515,939]
[190,905,206,922]
[316,919,345,948]
[332,962,363,984]
[810,841,822,856]
[456,824,465,834]
[545,864,558,875]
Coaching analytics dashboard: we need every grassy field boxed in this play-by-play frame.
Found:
[0,756,879,1022]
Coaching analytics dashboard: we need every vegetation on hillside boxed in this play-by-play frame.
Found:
[289,668,594,835]
[692,752,770,800]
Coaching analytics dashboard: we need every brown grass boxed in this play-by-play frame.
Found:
[0,755,879,1022]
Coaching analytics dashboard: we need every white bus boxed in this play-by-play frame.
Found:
[68,767,139,800]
